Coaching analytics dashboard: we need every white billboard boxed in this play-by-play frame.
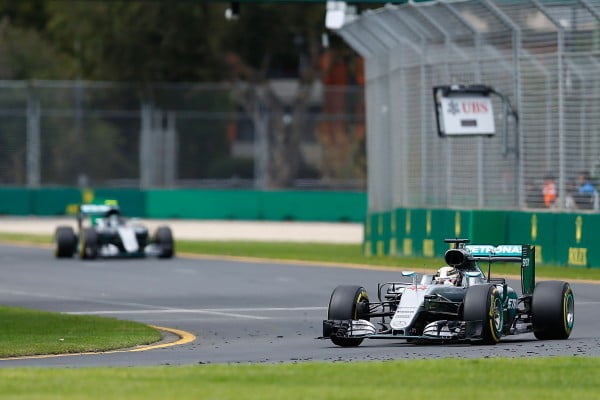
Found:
[433,86,496,137]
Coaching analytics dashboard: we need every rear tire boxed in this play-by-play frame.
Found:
[80,228,99,259]
[532,281,574,340]
[154,226,174,258]
[464,284,503,345]
[327,285,370,347]
[54,226,76,258]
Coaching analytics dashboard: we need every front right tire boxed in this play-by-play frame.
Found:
[80,228,99,259]
[54,226,76,258]
[327,285,370,347]
[464,284,503,345]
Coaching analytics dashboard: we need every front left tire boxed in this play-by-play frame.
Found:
[327,285,370,347]
[154,226,174,258]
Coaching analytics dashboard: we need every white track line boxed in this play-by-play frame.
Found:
[67,309,269,320]
[0,289,270,320]
[66,306,327,319]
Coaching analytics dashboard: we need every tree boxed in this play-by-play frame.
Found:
[224,4,329,187]
[45,2,229,82]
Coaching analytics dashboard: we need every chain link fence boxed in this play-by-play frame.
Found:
[0,80,366,190]
[337,0,600,212]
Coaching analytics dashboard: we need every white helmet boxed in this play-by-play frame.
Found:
[436,266,459,285]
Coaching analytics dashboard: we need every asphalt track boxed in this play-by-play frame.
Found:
[0,244,599,367]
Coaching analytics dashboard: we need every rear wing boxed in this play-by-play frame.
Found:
[465,244,536,296]
[79,204,117,216]
[77,202,120,227]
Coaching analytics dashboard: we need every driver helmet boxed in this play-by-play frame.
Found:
[108,213,120,227]
[436,266,459,285]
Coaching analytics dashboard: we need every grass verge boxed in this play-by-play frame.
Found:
[1,232,599,281]
[0,306,161,358]
[0,357,598,399]
[178,240,600,281]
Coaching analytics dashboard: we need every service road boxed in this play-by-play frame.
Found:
[0,244,598,367]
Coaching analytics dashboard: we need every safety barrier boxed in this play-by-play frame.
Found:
[364,208,599,268]
[0,187,366,222]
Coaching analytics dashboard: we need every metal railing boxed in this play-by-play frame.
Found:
[337,0,600,211]
[0,80,366,190]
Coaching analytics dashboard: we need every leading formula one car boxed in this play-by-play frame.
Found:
[54,203,174,259]
[322,239,574,346]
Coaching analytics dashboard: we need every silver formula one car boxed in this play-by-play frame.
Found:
[322,238,574,346]
[54,203,174,259]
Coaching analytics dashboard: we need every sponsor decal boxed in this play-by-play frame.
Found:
[80,204,111,214]
[440,96,495,135]
[531,214,537,241]
[82,188,95,204]
[390,238,397,256]
[466,245,522,257]
[568,247,587,266]
[426,210,432,235]
[363,241,372,257]
[535,246,543,264]
[423,239,434,257]
[454,212,461,237]
[405,285,429,291]
[403,238,413,256]
[575,216,582,244]
[376,241,384,256]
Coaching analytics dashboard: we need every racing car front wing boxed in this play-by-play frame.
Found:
[322,319,488,342]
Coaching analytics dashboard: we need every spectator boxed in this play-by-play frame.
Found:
[575,172,598,210]
[542,175,557,208]
[565,179,578,210]
[525,180,544,208]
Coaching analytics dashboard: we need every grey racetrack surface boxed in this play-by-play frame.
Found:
[1,244,599,367]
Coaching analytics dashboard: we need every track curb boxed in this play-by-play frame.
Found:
[0,325,196,362]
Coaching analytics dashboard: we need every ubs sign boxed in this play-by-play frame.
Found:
[433,85,496,136]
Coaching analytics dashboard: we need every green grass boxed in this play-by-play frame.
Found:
[177,240,600,281]
[1,232,600,281]
[0,306,161,357]
[0,232,53,246]
[0,357,598,399]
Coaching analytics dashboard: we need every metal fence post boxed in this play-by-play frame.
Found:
[531,0,565,209]
[253,86,269,190]
[482,0,522,207]
[164,111,177,187]
[139,103,153,188]
[26,91,40,188]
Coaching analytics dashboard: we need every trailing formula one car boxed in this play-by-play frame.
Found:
[54,203,174,259]
[322,239,574,346]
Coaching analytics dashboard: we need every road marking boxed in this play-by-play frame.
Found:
[129,325,195,352]
[66,306,326,319]
[0,325,196,362]
[0,289,271,320]
[67,309,271,320]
